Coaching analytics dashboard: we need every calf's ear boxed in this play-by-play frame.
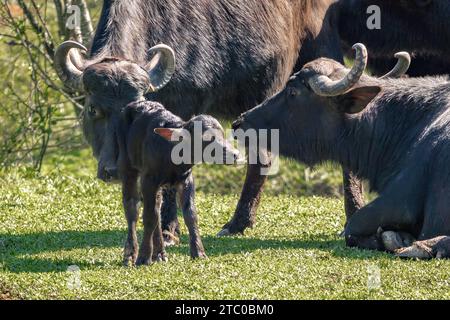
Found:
[154,128,175,141]
[154,128,184,141]
[335,86,381,114]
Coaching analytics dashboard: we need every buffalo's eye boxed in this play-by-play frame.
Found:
[88,105,102,119]
[302,80,312,92]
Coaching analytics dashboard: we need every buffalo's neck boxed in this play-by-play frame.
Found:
[91,0,158,62]
[335,82,448,191]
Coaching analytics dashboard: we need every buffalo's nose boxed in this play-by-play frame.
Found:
[104,166,118,179]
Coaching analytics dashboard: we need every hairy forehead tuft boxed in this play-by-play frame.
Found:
[301,58,346,79]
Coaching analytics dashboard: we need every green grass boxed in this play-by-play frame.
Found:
[0,150,449,300]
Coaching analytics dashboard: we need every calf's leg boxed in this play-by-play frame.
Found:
[136,176,165,266]
[122,171,140,266]
[178,175,206,258]
[160,187,180,246]
[151,192,167,262]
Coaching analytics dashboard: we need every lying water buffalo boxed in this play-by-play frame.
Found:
[115,100,238,265]
[234,44,450,259]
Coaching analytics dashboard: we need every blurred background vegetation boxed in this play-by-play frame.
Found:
[0,0,100,170]
[0,0,343,196]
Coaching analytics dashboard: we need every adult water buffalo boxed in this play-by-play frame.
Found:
[336,0,450,76]
[54,0,350,240]
[54,0,450,241]
[234,44,450,259]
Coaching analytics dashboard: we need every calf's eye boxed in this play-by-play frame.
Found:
[287,87,299,97]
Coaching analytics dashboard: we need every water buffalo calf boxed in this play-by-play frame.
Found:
[235,44,450,259]
[114,100,239,266]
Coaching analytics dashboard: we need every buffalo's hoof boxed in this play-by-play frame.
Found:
[135,256,152,266]
[163,230,180,247]
[217,228,232,237]
[381,231,405,252]
[217,224,246,237]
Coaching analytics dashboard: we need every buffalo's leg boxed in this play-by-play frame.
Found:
[136,176,164,266]
[178,174,206,258]
[219,162,267,236]
[342,168,365,225]
[160,187,180,246]
[344,194,418,251]
[395,186,450,259]
[122,170,140,266]
[396,236,450,259]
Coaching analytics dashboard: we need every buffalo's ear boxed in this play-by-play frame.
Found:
[335,86,381,114]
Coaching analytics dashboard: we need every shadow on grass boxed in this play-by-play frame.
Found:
[0,230,386,273]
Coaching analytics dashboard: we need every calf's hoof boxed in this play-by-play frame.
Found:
[191,251,208,259]
[123,255,137,267]
[123,243,138,267]
[163,230,180,247]
[153,252,169,263]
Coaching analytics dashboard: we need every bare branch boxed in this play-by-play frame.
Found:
[74,0,93,45]
[16,0,55,57]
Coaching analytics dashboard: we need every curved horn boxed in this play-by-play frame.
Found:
[145,44,176,92]
[308,43,368,96]
[379,52,411,79]
[54,41,87,92]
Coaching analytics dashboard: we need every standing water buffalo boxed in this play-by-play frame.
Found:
[54,0,349,240]
[115,100,238,265]
[54,0,450,241]
[234,44,450,259]
[336,0,450,76]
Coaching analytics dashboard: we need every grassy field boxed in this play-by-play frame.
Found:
[0,149,449,300]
